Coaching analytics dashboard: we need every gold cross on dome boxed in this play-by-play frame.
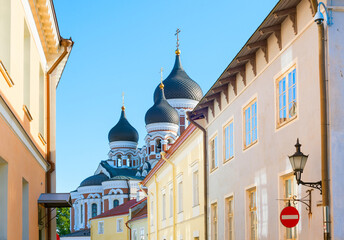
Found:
[175,28,181,49]
[121,92,125,110]
[160,67,163,84]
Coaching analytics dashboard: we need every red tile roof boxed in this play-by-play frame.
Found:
[127,204,147,223]
[91,199,137,220]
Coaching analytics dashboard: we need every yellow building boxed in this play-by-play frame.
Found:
[143,124,205,240]
[90,199,138,240]
[126,198,148,240]
[0,0,73,239]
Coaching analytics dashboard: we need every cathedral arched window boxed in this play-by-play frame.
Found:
[91,203,97,218]
[127,155,131,167]
[156,139,162,153]
[80,204,83,224]
[167,138,173,145]
[117,155,122,167]
[113,199,119,208]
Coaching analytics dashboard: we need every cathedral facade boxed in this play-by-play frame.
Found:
[70,48,203,232]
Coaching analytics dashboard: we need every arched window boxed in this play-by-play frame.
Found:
[156,139,161,153]
[168,138,173,145]
[117,155,122,167]
[80,204,83,224]
[113,199,119,208]
[91,203,97,218]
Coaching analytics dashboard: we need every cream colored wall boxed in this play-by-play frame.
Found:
[129,218,148,240]
[146,129,204,240]
[90,215,129,240]
[204,0,324,239]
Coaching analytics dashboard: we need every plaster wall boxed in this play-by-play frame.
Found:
[90,215,129,240]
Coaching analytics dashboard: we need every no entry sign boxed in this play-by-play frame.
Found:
[280,206,299,228]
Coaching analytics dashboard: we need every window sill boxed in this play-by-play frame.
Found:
[23,105,33,122]
[38,133,47,145]
[210,166,218,174]
[0,60,14,87]
[223,156,234,164]
[276,115,297,129]
[243,140,258,151]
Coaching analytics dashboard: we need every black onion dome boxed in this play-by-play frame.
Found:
[153,53,203,102]
[108,109,139,143]
[145,87,179,125]
[79,173,109,187]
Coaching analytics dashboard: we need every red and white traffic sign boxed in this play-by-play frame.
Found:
[280,206,300,228]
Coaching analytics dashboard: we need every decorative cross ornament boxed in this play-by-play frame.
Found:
[175,28,181,49]
[159,67,164,89]
[121,92,125,110]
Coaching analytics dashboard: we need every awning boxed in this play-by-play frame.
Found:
[38,193,72,208]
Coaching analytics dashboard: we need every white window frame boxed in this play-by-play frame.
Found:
[209,135,218,171]
[243,98,258,149]
[225,195,234,240]
[192,170,199,206]
[140,227,145,240]
[98,221,104,234]
[223,119,234,163]
[117,218,123,232]
[247,187,257,240]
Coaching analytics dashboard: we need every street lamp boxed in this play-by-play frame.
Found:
[288,139,322,194]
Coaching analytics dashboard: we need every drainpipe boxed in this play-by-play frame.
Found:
[46,38,73,240]
[187,111,208,240]
[153,175,159,240]
[161,152,176,240]
[316,14,331,240]
[125,221,132,240]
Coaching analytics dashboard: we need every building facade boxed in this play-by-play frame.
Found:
[189,0,344,239]
[0,0,72,239]
[143,125,205,240]
[69,47,203,236]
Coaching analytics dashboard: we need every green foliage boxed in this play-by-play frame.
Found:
[56,207,70,236]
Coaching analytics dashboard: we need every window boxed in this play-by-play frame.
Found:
[156,139,162,153]
[276,67,297,127]
[248,188,257,240]
[0,158,8,240]
[39,67,45,137]
[225,196,234,240]
[98,221,104,234]
[127,155,131,167]
[210,136,218,171]
[91,203,97,218]
[169,187,173,218]
[178,181,183,213]
[113,199,119,208]
[162,192,166,220]
[193,171,199,206]
[140,228,145,240]
[117,218,123,232]
[80,204,83,224]
[211,202,218,240]
[22,178,29,240]
[23,21,31,110]
[224,121,234,162]
[150,200,154,226]
[282,175,297,240]
[133,229,138,240]
[244,99,258,149]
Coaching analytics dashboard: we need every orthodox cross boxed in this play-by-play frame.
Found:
[160,67,163,84]
[122,92,125,107]
[175,28,181,49]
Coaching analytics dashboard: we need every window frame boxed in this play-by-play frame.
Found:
[116,218,123,232]
[223,119,234,163]
[243,98,258,150]
[247,187,257,240]
[211,202,218,240]
[98,221,104,234]
[192,170,199,207]
[275,65,298,129]
[225,195,234,240]
[209,134,218,172]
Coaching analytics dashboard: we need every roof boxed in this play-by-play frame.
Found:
[190,0,311,121]
[142,124,197,185]
[38,193,72,208]
[79,173,109,187]
[108,109,139,143]
[145,88,179,125]
[128,204,147,223]
[61,229,90,237]
[91,199,138,220]
[153,53,203,102]
[100,161,139,178]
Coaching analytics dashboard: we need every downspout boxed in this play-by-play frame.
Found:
[125,221,132,240]
[316,13,331,240]
[154,175,159,240]
[187,111,208,240]
[161,152,176,240]
[46,38,73,240]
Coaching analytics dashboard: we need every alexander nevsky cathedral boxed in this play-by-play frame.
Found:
[70,43,203,231]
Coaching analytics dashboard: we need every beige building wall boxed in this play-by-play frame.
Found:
[0,0,72,239]
[128,218,148,240]
[144,126,204,240]
[90,215,129,240]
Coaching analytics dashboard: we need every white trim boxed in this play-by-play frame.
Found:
[109,141,138,149]
[167,98,199,109]
[146,122,179,133]
[77,185,103,194]
[0,98,48,171]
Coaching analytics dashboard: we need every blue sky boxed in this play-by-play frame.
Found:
[55,0,278,192]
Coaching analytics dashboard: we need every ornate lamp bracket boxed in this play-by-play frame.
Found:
[292,189,313,216]
[297,179,322,194]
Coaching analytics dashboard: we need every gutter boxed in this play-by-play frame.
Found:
[46,37,73,240]
[186,111,208,240]
[125,221,132,240]
[161,152,176,240]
